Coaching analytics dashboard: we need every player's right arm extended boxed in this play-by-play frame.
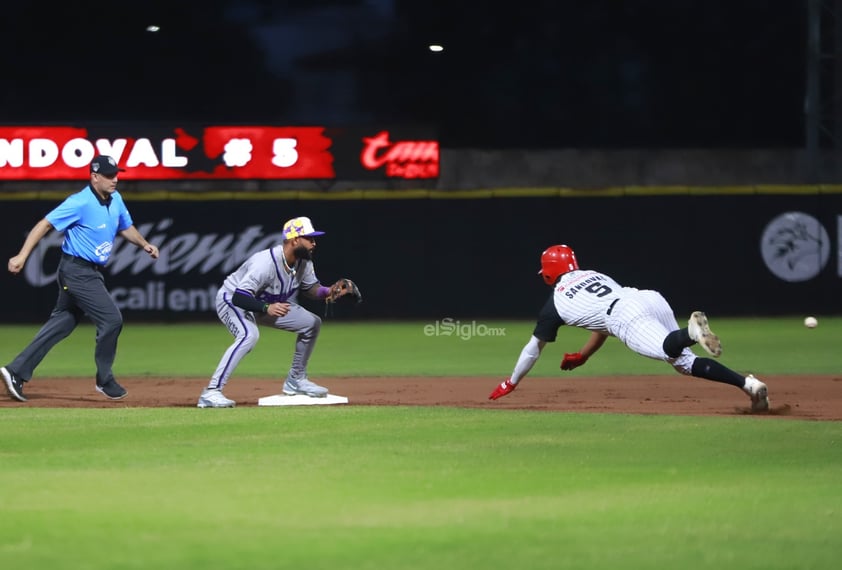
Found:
[488,335,547,400]
[510,335,546,383]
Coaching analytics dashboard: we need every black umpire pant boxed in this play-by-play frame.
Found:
[9,254,123,386]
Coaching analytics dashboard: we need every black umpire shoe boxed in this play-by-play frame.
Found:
[1,366,27,402]
[96,379,128,400]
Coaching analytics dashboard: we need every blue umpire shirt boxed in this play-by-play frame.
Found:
[45,186,133,266]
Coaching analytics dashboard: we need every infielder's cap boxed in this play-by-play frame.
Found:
[90,155,126,177]
[282,216,325,240]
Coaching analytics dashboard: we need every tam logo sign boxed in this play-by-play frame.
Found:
[360,131,439,179]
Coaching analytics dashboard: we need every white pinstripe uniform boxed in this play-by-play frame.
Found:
[552,269,696,375]
[494,245,768,410]
[208,245,322,391]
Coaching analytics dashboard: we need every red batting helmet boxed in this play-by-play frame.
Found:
[538,245,579,285]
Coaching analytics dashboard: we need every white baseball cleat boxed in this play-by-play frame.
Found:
[688,311,722,357]
[743,374,770,412]
[197,388,236,408]
[282,377,328,397]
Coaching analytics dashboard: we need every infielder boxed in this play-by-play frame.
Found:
[489,244,770,412]
[197,216,360,408]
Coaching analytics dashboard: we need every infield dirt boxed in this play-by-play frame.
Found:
[1,375,840,419]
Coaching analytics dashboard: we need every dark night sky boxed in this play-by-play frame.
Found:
[0,0,810,149]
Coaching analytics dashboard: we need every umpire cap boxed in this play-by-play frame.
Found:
[90,155,126,177]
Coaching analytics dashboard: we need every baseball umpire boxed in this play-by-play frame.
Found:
[2,155,160,402]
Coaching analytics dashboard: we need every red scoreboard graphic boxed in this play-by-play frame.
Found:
[0,125,439,180]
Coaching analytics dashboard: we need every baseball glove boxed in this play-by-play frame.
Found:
[326,278,362,304]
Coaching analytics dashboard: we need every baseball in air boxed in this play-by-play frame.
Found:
[804,316,818,329]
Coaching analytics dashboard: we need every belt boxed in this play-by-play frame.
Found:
[61,253,102,271]
[606,298,619,315]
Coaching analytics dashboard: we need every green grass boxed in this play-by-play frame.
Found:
[1,318,840,569]
[0,316,839,377]
[2,407,840,570]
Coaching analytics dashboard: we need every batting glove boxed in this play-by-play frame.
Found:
[560,352,587,371]
[489,378,517,400]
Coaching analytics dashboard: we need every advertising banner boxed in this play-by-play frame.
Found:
[0,194,838,322]
[0,125,439,180]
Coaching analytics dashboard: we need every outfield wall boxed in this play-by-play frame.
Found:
[0,189,837,322]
